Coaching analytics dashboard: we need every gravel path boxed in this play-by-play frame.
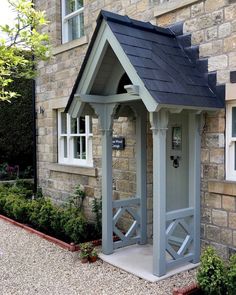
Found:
[0,219,197,295]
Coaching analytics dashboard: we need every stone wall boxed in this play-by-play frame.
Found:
[201,181,236,258]
[155,0,236,257]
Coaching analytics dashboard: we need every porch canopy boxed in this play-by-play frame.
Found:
[66,10,224,277]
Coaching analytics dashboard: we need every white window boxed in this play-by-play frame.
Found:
[226,102,236,180]
[61,0,84,43]
[58,111,93,167]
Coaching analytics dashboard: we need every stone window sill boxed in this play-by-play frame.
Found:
[48,163,97,177]
[154,0,199,17]
[52,35,88,56]
[208,180,236,197]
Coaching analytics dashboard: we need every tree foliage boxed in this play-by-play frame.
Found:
[0,0,50,101]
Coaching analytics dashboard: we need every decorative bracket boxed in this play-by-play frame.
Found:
[90,103,119,133]
[149,109,169,135]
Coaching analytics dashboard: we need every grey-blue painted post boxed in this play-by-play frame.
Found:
[136,108,147,244]
[101,128,114,254]
[150,110,168,277]
[91,103,117,255]
[188,113,201,264]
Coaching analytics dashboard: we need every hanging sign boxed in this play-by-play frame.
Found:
[112,137,125,150]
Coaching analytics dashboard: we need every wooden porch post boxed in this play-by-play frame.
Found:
[136,107,147,244]
[91,103,118,255]
[150,109,169,277]
[188,113,201,263]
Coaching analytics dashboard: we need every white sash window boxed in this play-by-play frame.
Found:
[61,0,84,43]
[58,110,93,167]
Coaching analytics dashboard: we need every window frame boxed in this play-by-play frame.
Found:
[226,101,236,180]
[61,0,84,44]
[58,110,93,167]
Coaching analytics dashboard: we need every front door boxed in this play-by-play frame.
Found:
[166,111,189,212]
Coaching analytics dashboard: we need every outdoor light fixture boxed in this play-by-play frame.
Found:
[38,106,45,115]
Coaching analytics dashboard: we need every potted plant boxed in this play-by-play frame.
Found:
[79,242,93,263]
[80,251,89,263]
[89,248,98,263]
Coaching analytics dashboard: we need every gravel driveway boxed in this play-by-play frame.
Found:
[0,219,197,295]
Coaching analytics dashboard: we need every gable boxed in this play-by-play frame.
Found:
[66,10,224,115]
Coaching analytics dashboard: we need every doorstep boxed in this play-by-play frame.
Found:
[99,244,199,283]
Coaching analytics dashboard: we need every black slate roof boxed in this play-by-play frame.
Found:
[66,10,224,112]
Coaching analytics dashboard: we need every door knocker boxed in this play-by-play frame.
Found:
[170,156,181,168]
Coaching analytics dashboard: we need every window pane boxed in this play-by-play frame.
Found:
[66,0,83,15]
[80,12,84,37]
[81,136,86,159]
[232,107,236,137]
[79,116,85,133]
[63,137,68,158]
[73,136,86,159]
[61,112,67,134]
[68,14,84,41]
[73,137,80,159]
[71,117,78,134]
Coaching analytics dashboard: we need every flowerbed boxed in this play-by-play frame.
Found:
[0,182,101,245]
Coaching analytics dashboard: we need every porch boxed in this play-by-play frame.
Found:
[65,10,224,279]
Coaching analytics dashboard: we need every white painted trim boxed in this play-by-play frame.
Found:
[226,102,236,181]
[154,0,199,17]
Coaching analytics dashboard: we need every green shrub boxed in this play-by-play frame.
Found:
[37,199,55,231]
[11,196,29,223]
[92,197,102,237]
[227,254,236,295]
[3,194,17,219]
[50,206,64,235]
[64,209,87,243]
[0,183,94,244]
[197,247,227,295]
[69,184,85,212]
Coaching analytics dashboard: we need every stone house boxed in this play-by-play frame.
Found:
[35,0,236,279]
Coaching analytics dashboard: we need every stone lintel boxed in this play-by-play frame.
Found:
[226,83,236,101]
[48,163,97,177]
[208,180,236,197]
[154,0,199,17]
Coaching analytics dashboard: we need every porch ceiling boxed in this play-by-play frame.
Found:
[66,10,224,114]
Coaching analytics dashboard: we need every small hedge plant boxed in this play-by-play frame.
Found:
[0,183,91,244]
[197,246,236,295]
[227,254,236,295]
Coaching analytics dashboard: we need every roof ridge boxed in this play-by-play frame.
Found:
[99,10,175,37]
